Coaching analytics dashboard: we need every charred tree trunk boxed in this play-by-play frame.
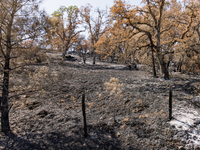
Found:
[177,61,182,72]
[110,56,114,63]
[62,14,66,60]
[0,1,16,132]
[166,61,170,69]
[62,41,65,60]
[93,51,96,65]
[62,41,70,60]
[83,53,86,64]
[156,28,169,80]
[155,10,169,80]
[157,53,169,80]
[151,47,157,77]
[1,36,11,132]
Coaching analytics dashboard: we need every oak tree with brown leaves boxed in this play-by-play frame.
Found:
[49,5,83,59]
[80,4,108,64]
[110,0,200,79]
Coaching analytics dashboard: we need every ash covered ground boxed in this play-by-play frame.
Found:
[1,53,200,150]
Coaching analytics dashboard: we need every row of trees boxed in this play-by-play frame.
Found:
[107,0,200,79]
[45,4,108,64]
[46,0,200,79]
[0,0,200,132]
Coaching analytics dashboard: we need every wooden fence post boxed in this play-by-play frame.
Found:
[82,92,88,137]
[169,86,172,121]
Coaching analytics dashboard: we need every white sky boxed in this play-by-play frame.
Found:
[40,0,142,15]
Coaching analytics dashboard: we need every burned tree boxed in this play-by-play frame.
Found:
[0,0,44,132]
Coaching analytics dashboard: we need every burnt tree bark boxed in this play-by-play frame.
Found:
[157,52,169,80]
[1,34,12,132]
[151,47,157,77]
[0,0,44,133]
[1,57,10,132]
[93,50,96,65]
[154,0,169,80]
[83,54,86,64]
[0,4,15,131]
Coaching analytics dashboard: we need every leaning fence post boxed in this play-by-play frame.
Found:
[82,92,88,137]
[169,86,172,121]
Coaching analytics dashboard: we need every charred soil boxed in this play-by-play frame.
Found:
[1,55,200,150]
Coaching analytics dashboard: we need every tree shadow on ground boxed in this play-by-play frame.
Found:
[138,83,169,94]
[0,131,43,150]
[42,122,139,149]
[137,76,200,96]
[177,79,200,95]
[0,122,139,150]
